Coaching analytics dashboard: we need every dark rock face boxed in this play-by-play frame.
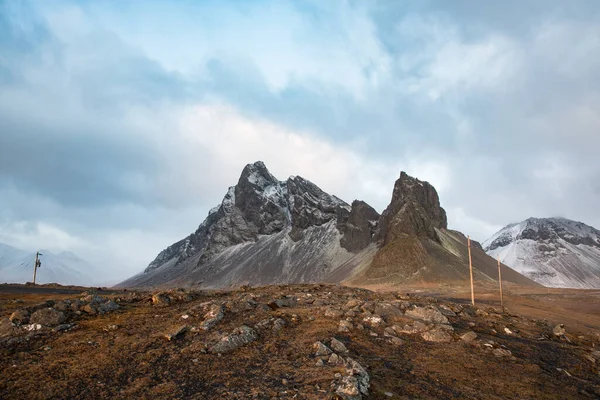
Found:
[376,172,447,245]
[339,201,379,253]
[129,161,381,288]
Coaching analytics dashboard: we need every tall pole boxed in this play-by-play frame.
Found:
[468,236,475,306]
[498,256,504,311]
[33,252,39,285]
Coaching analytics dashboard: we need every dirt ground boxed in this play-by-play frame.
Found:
[1,283,599,399]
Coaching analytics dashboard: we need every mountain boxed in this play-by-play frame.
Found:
[120,161,380,288]
[0,246,98,286]
[483,217,600,289]
[121,161,536,289]
[346,171,535,287]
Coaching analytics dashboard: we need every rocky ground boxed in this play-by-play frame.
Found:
[1,284,600,399]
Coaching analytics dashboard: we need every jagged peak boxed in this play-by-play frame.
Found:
[238,161,279,189]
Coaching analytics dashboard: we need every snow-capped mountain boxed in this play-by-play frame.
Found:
[120,161,536,289]
[483,218,600,289]
[0,246,98,286]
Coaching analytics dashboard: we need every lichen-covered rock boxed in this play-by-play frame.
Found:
[268,297,297,309]
[405,306,449,325]
[339,320,353,333]
[421,328,453,343]
[201,304,225,331]
[98,300,119,314]
[460,331,478,342]
[29,308,66,327]
[335,376,361,400]
[313,341,333,356]
[209,326,258,354]
[345,357,370,396]
[374,303,403,320]
[330,338,348,354]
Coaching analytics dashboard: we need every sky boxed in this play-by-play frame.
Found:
[1,0,599,283]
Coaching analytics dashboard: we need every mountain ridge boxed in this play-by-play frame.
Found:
[120,161,536,289]
[483,217,600,288]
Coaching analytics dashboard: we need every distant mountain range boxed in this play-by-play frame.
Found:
[119,161,536,289]
[0,243,98,286]
[484,217,600,289]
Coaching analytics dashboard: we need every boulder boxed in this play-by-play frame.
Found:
[339,320,353,333]
[460,331,478,342]
[98,300,119,314]
[335,376,361,400]
[374,303,403,320]
[29,308,66,327]
[267,296,297,310]
[405,306,449,325]
[345,357,370,396]
[330,338,349,354]
[201,304,225,331]
[209,325,258,354]
[421,328,453,343]
[314,341,333,356]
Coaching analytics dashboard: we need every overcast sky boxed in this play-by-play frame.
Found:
[1,0,599,282]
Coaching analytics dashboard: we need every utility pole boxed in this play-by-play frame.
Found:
[468,236,475,306]
[32,251,42,285]
[497,256,504,311]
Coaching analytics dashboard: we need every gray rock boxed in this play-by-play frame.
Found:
[492,348,513,358]
[98,300,119,314]
[405,306,449,325]
[325,308,344,319]
[29,308,66,327]
[330,338,349,354]
[9,309,30,325]
[209,325,258,354]
[461,331,478,342]
[398,320,430,334]
[164,325,188,341]
[421,329,453,343]
[438,304,457,317]
[335,376,361,400]
[374,303,403,320]
[339,320,353,333]
[314,341,333,356]
[345,357,370,396]
[268,297,297,309]
[328,353,344,365]
[388,336,405,346]
[272,318,286,331]
[201,304,225,331]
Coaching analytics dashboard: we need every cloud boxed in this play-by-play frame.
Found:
[1,0,600,283]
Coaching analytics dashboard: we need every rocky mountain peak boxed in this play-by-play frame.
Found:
[376,171,447,245]
[484,217,600,288]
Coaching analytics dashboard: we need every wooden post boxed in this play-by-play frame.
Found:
[498,256,504,311]
[32,252,41,285]
[33,252,39,285]
[468,236,474,306]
